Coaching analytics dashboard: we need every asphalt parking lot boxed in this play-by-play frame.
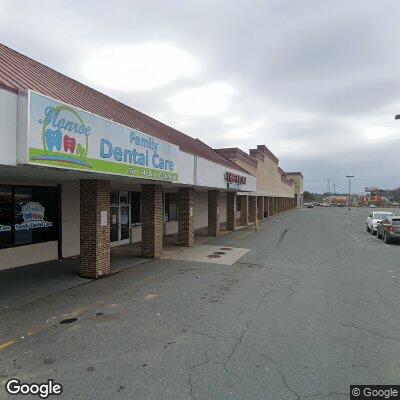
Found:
[1,207,400,399]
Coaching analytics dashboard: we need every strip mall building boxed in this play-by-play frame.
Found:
[0,44,303,277]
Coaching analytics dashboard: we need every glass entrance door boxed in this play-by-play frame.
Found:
[110,206,119,243]
[110,191,131,246]
[120,205,130,244]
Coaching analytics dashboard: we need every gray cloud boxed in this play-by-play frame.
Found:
[1,0,400,192]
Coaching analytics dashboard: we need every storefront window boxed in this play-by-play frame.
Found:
[131,191,141,225]
[0,186,13,249]
[0,185,59,249]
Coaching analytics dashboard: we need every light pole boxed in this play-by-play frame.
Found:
[346,175,354,211]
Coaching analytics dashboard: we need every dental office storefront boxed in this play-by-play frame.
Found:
[0,88,256,271]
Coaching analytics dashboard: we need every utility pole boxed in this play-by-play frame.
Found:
[332,183,337,195]
[346,176,354,211]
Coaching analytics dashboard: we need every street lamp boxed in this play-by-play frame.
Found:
[346,175,354,211]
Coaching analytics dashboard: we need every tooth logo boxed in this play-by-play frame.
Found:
[45,129,62,151]
[63,135,76,153]
[34,104,92,168]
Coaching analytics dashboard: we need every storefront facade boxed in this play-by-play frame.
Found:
[0,43,304,277]
[215,145,302,222]
[0,84,255,273]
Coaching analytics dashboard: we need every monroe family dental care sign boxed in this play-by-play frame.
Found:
[17,91,179,182]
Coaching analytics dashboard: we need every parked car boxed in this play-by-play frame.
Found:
[377,216,400,243]
[366,211,393,235]
[338,204,345,207]
[370,204,376,208]
[307,203,314,208]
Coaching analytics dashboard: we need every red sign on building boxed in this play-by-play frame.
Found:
[225,172,246,189]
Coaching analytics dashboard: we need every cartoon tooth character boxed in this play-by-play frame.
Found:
[63,135,76,154]
[45,128,62,151]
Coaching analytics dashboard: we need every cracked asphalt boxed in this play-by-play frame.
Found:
[1,207,400,399]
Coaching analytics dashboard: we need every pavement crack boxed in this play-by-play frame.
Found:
[319,319,400,341]
[256,289,276,311]
[190,330,232,341]
[227,319,251,360]
[278,370,301,400]
[187,350,209,400]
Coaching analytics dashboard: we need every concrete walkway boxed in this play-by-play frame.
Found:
[0,253,148,313]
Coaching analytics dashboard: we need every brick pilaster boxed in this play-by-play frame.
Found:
[249,196,257,222]
[142,184,163,259]
[257,196,264,220]
[226,192,237,231]
[80,179,110,278]
[240,195,249,226]
[208,190,220,237]
[178,187,195,247]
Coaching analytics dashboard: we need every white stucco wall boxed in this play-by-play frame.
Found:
[196,157,256,192]
[0,88,17,166]
[194,191,227,230]
[178,152,195,185]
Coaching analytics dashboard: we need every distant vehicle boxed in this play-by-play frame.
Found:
[307,203,314,208]
[377,216,400,243]
[338,204,345,207]
[314,202,320,206]
[321,203,331,207]
[366,211,393,235]
[370,204,376,208]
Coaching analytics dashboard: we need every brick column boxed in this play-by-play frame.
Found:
[80,179,110,278]
[249,196,257,222]
[142,184,163,259]
[226,192,237,231]
[257,196,264,220]
[178,187,194,247]
[240,195,249,226]
[208,190,220,237]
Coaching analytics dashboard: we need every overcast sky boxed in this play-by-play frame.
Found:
[1,0,400,193]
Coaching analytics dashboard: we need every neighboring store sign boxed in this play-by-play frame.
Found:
[15,202,53,230]
[19,91,179,182]
[225,172,247,190]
